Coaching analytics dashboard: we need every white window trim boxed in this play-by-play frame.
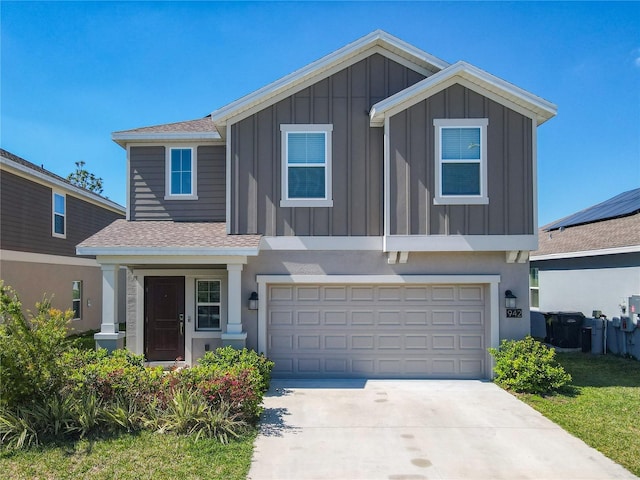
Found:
[433,118,489,205]
[280,124,333,207]
[165,146,198,200]
[52,191,66,238]
[195,278,222,331]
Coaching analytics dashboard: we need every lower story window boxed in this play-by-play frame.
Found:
[529,267,539,308]
[72,281,82,320]
[196,280,221,330]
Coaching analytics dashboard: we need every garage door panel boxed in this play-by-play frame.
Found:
[269,310,293,325]
[323,286,347,301]
[378,335,402,349]
[297,310,320,325]
[459,286,484,301]
[459,334,484,350]
[460,310,483,325]
[297,286,320,301]
[352,335,375,349]
[352,311,375,325]
[432,335,456,350]
[351,286,375,301]
[405,311,428,325]
[379,311,402,325]
[267,284,487,378]
[432,310,456,325]
[325,335,348,349]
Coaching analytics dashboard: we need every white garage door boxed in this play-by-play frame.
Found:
[267,283,488,379]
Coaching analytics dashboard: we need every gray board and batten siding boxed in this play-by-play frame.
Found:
[0,170,124,258]
[130,145,226,222]
[389,83,534,236]
[229,53,427,236]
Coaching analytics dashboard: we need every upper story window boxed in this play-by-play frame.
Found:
[280,124,333,207]
[52,192,66,237]
[165,147,198,200]
[433,119,489,205]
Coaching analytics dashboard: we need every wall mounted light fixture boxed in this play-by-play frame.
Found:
[505,290,517,309]
[248,291,259,310]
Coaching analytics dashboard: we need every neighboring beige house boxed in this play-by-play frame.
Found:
[0,149,126,332]
[79,30,557,378]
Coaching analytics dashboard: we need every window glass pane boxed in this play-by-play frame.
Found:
[442,163,480,195]
[197,305,220,330]
[54,214,65,235]
[181,174,191,194]
[171,150,181,172]
[54,194,65,214]
[288,133,325,164]
[197,281,220,303]
[530,289,539,308]
[72,281,81,319]
[288,166,325,199]
[181,150,192,170]
[170,149,192,195]
[442,128,481,160]
[529,268,539,288]
[171,172,181,194]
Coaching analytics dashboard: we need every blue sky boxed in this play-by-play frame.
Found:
[2,1,639,226]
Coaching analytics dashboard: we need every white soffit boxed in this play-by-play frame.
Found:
[370,61,557,127]
[210,30,449,134]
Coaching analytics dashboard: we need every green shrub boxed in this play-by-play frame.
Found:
[62,348,166,408]
[489,336,572,394]
[199,347,274,392]
[0,282,73,408]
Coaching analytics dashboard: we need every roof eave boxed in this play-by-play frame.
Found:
[76,246,260,257]
[370,61,557,127]
[111,132,223,148]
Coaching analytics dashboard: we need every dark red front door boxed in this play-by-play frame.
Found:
[145,276,185,361]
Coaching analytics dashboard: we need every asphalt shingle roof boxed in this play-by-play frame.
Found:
[78,220,261,250]
[533,213,640,257]
[113,117,216,135]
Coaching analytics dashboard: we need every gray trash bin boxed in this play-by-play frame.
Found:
[591,318,604,355]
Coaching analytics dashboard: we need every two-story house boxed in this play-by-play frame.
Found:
[1,149,126,332]
[78,31,556,378]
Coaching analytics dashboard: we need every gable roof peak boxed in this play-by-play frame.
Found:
[210,30,449,135]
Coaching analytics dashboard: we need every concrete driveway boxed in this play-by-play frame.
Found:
[248,379,637,480]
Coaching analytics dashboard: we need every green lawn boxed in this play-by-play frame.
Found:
[0,430,256,480]
[520,353,640,477]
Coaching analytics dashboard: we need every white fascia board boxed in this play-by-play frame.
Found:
[112,132,223,148]
[531,245,640,261]
[95,254,249,266]
[0,157,125,214]
[256,273,501,286]
[211,30,449,132]
[259,236,383,250]
[384,234,538,252]
[370,61,557,127]
[76,246,259,257]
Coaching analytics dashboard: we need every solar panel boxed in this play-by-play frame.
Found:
[544,187,640,231]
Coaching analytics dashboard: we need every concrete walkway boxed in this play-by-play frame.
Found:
[248,379,637,480]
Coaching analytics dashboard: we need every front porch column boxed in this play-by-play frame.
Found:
[221,263,247,348]
[94,264,125,352]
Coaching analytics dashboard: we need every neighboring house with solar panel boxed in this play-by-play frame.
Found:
[530,188,640,319]
[78,31,557,378]
[0,148,126,332]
